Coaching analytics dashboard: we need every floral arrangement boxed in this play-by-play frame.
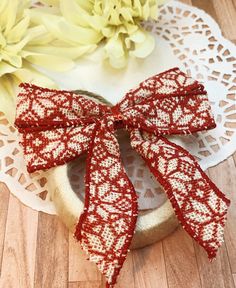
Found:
[0,0,163,113]
[0,0,95,105]
[32,0,164,68]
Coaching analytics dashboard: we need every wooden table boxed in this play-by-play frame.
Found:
[0,1,236,287]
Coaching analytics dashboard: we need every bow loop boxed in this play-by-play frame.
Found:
[118,67,206,111]
[118,67,216,136]
[15,83,110,132]
[15,83,112,172]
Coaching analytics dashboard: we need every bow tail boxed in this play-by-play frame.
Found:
[74,122,138,287]
[130,129,230,259]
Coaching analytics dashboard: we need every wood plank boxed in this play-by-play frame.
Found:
[0,194,38,288]
[191,0,219,21]
[220,247,236,288]
[0,183,10,275]
[116,252,134,288]
[132,241,168,288]
[212,0,236,40]
[233,274,236,286]
[69,281,101,288]
[179,0,192,5]
[68,233,100,282]
[163,227,201,288]
[220,244,236,288]
[194,241,235,288]
[208,158,236,273]
[34,213,69,288]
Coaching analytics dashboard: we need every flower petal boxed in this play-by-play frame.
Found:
[59,0,91,27]
[29,10,102,45]
[6,14,30,44]
[0,61,17,77]
[38,0,59,6]
[129,29,146,43]
[130,32,155,58]
[7,25,47,53]
[0,76,17,121]
[1,51,22,68]
[25,44,97,60]
[105,35,127,69]
[0,0,18,33]
[23,52,75,71]
[13,61,57,88]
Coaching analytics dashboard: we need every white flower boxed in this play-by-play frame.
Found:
[0,0,95,108]
[33,0,164,68]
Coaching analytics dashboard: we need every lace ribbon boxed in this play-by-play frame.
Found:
[15,67,230,287]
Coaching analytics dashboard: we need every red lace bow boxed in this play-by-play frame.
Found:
[15,68,230,287]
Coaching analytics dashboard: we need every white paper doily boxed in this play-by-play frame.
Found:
[0,0,235,214]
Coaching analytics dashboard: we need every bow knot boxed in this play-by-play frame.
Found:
[15,68,230,288]
[111,107,123,122]
[100,105,123,127]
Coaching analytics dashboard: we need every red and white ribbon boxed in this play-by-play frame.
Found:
[15,68,230,287]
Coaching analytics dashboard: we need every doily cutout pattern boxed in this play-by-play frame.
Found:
[0,0,235,214]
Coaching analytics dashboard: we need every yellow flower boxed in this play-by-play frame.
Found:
[0,0,96,109]
[32,0,164,68]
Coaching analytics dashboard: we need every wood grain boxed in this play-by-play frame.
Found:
[0,183,9,276]
[208,158,236,273]
[163,227,201,288]
[0,194,38,288]
[233,274,236,286]
[194,242,235,288]
[34,213,69,288]
[116,252,135,288]
[133,241,168,288]
[179,0,192,4]
[68,233,100,282]
[0,1,236,288]
[191,0,219,21]
[212,0,236,40]
[68,281,101,288]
